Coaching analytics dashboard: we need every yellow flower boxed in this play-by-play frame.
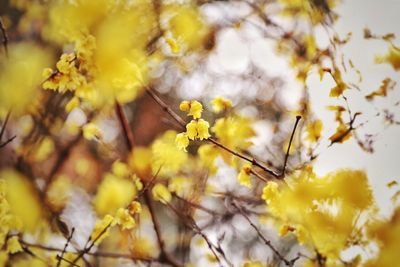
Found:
[91,214,116,245]
[93,173,137,216]
[7,236,23,254]
[83,123,102,140]
[279,224,294,237]
[306,119,323,143]
[65,96,80,113]
[128,201,142,215]
[261,181,279,204]
[180,100,203,119]
[211,96,232,113]
[238,164,252,188]
[196,119,210,140]
[56,53,75,74]
[179,100,190,111]
[165,37,181,54]
[188,100,203,119]
[168,176,191,197]
[151,130,188,177]
[115,208,135,230]
[175,132,190,151]
[152,183,172,204]
[186,120,198,140]
[111,160,130,178]
[295,225,308,245]
[212,115,255,150]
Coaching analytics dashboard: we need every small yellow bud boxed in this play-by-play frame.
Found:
[152,183,172,204]
[238,164,252,188]
[83,123,102,140]
[180,101,190,111]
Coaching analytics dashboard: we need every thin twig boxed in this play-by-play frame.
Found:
[70,221,113,266]
[232,202,296,267]
[0,110,11,141]
[57,228,75,267]
[0,135,16,149]
[174,194,222,216]
[0,17,8,57]
[114,101,183,267]
[166,202,228,267]
[115,102,135,149]
[56,255,80,267]
[281,115,301,177]
[145,86,280,178]
[19,239,156,263]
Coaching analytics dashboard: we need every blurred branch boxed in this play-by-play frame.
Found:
[0,16,8,57]
[145,86,280,178]
[114,101,183,267]
[0,135,16,149]
[281,115,301,177]
[18,239,156,263]
[56,228,75,267]
[232,201,298,266]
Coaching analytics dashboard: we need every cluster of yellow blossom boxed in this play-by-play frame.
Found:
[37,0,210,111]
[262,168,374,263]
[0,43,52,117]
[365,207,400,267]
[93,161,139,216]
[176,100,210,151]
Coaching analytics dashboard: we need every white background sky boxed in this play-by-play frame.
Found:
[308,0,400,217]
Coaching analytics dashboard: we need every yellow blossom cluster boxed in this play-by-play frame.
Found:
[262,168,374,262]
[176,100,211,151]
[93,161,138,216]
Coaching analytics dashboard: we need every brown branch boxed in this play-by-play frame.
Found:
[56,255,80,267]
[232,202,296,267]
[329,112,360,146]
[281,115,301,178]
[70,221,113,265]
[166,202,228,267]
[42,132,82,194]
[0,110,11,141]
[0,17,8,57]
[19,239,156,263]
[115,102,135,149]
[173,194,222,216]
[145,86,280,178]
[57,228,75,267]
[114,101,183,267]
[0,135,16,149]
